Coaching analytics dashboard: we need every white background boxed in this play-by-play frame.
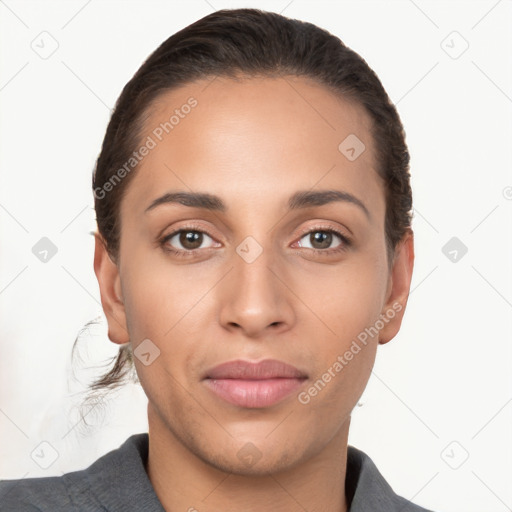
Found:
[1,1,511,511]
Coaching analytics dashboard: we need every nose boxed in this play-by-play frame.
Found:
[217,244,296,338]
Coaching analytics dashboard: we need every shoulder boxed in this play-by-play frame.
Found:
[0,433,160,512]
[0,473,77,511]
[346,445,436,512]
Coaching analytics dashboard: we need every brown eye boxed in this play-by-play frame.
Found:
[309,231,332,249]
[164,230,215,251]
[297,229,346,251]
[179,231,203,249]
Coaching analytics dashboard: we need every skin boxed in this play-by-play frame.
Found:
[94,75,414,512]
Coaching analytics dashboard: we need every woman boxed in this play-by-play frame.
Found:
[0,8,435,511]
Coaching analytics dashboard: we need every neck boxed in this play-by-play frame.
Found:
[146,405,350,512]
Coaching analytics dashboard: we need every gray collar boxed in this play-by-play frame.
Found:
[62,433,433,512]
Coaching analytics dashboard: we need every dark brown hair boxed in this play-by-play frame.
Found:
[75,8,412,402]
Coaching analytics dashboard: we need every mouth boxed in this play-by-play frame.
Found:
[202,359,308,408]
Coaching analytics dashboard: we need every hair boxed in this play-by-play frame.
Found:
[73,8,412,405]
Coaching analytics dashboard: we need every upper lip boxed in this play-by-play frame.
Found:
[204,359,307,380]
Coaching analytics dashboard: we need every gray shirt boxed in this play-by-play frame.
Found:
[0,433,435,511]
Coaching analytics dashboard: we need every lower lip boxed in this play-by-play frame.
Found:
[204,378,306,408]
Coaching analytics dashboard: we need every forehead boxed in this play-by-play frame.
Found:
[122,75,383,220]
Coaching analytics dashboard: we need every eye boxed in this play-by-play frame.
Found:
[161,228,218,253]
[296,228,350,252]
[159,225,351,258]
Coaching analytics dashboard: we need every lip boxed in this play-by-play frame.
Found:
[203,359,308,408]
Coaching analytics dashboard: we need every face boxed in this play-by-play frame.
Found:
[95,75,413,475]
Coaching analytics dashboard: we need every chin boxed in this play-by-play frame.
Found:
[197,442,307,477]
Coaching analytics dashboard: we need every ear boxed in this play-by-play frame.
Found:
[378,230,414,345]
[93,232,130,344]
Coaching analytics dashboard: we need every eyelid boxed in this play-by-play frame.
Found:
[294,223,351,242]
[292,223,352,251]
[161,222,221,248]
[160,221,352,255]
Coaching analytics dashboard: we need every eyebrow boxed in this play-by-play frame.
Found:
[144,189,370,218]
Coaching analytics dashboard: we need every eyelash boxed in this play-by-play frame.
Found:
[159,224,352,258]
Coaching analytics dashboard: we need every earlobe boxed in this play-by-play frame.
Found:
[378,230,415,345]
[93,233,130,344]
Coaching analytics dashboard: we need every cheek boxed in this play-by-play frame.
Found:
[295,267,383,422]
[120,252,215,392]
[296,344,377,449]
[290,251,386,401]
[122,246,209,337]
[292,250,388,342]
